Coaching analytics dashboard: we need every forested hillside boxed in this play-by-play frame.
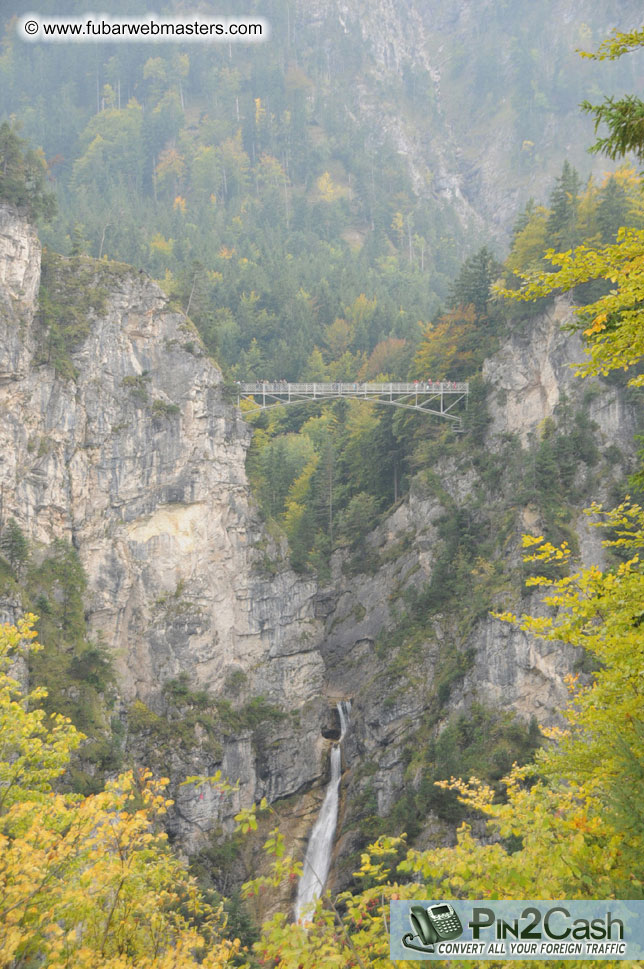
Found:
[243,161,644,574]
[0,0,641,382]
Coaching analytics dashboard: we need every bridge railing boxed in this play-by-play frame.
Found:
[238,381,468,395]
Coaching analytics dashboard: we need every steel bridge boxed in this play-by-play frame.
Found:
[237,381,469,427]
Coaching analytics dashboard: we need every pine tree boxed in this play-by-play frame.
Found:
[546,160,581,251]
[449,246,501,317]
[597,175,629,242]
[0,122,56,221]
[0,518,28,576]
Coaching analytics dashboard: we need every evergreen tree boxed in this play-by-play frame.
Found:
[68,222,90,257]
[597,175,629,242]
[581,24,644,163]
[0,122,56,221]
[510,198,536,238]
[583,93,644,162]
[0,518,28,576]
[449,246,501,317]
[546,160,581,251]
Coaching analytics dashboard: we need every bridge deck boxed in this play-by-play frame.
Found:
[237,381,469,424]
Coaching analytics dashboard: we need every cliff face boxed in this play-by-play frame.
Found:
[0,205,640,877]
[482,298,640,449]
[0,205,325,844]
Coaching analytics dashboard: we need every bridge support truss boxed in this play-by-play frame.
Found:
[237,381,468,427]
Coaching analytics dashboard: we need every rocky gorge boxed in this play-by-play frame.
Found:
[0,201,640,898]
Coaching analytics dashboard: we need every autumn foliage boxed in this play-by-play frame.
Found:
[0,617,243,969]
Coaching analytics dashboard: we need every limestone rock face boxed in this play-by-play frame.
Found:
[0,205,40,382]
[0,205,325,844]
[0,205,41,310]
[482,297,639,449]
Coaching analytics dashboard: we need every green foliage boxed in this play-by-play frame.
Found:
[188,833,260,955]
[247,401,403,573]
[459,373,491,444]
[411,303,500,381]
[449,245,502,316]
[151,398,181,418]
[512,504,644,800]
[502,30,644,391]
[505,166,644,281]
[241,507,644,968]
[0,15,642,966]
[518,406,600,515]
[597,173,630,241]
[239,696,287,731]
[25,541,118,787]
[405,705,541,826]
[122,372,151,403]
[0,121,56,220]
[581,92,644,163]
[36,250,107,379]
[0,11,474,382]
[502,225,644,386]
[546,159,581,251]
[507,199,551,274]
[403,500,502,631]
[248,431,316,519]
[131,693,225,760]
[6,28,638,587]
[433,642,477,707]
[338,492,380,551]
[0,531,118,789]
[0,518,28,576]
[129,673,286,768]
[29,539,87,645]
[130,675,223,763]
[0,618,241,968]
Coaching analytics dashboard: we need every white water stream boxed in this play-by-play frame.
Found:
[294,700,351,922]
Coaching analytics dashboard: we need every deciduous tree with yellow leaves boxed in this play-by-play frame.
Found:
[0,617,244,969]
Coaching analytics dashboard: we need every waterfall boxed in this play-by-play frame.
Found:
[294,700,351,922]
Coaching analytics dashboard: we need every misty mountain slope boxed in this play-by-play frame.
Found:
[295,0,643,238]
[1,0,641,266]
